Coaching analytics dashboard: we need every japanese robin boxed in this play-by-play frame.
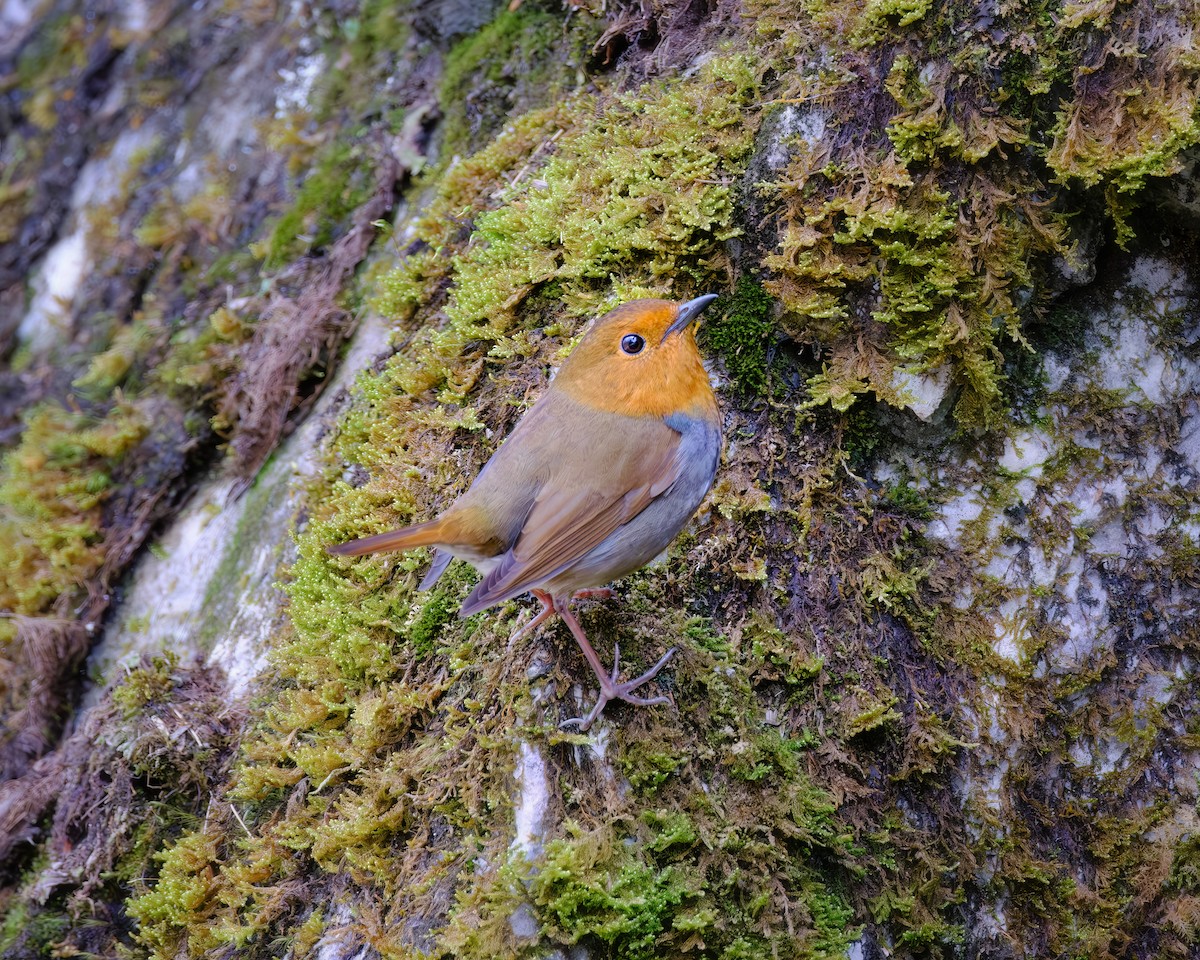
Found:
[328,295,722,729]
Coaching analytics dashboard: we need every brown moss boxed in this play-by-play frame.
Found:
[217,149,404,488]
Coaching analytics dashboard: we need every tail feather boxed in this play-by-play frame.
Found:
[326,517,446,558]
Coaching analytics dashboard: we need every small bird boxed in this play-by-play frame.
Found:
[328,295,722,729]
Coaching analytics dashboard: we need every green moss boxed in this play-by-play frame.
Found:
[73,316,160,395]
[312,0,411,123]
[855,0,933,43]
[0,402,147,619]
[155,305,252,397]
[842,689,901,738]
[438,5,596,160]
[406,581,461,657]
[0,900,70,955]
[896,920,965,951]
[0,901,29,953]
[748,0,1200,428]
[860,544,933,614]
[1171,835,1200,893]
[842,403,885,470]
[1044,16,1200,245]
[263,141,374,268]
[701,278,776,394]
[0,158,37,245]
[530,824,696,960]
[112,652,181,718]
[619,738,688,792]
[129,831,223,956]
[883,56,964,163]
[641,809,698,853]
[13,11,100,108]
[879,480,933,519]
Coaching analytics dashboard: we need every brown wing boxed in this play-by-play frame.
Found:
[458,412,684,616]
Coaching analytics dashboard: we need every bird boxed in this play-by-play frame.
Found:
[328,295,722,729]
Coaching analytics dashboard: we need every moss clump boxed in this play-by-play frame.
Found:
[841,402,886,471]
[0,402,147,626]
[1170,835,1200,894]
[1044,3,1200,242]
[111,651,181,718]
[407,583,461,657]
[262,140,375,268]
[370,104,572,327]
[379,53,760,399]
[0,900,69,956]
[438,4,598,160]
[701,278,777,395]
[529,822,698,960]
[855,0,933,43]
[0,655,235,959]
[507,611,867,960]
[155,304,254,397]
[310,0,411,124]
[129,831,224,956]
[747,0,1200,427]
[0,170,37,246]
[73,316,161,395]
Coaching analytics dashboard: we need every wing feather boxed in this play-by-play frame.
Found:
[459,422,685,616]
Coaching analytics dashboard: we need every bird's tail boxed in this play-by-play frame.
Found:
[326,517,447,558]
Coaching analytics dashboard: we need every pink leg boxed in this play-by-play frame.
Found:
[556,599,675,731]
[509,589,556,644]
[572,587,615,601]
[508,588,613,644]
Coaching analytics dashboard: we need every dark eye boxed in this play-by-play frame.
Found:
[621,334,645,355]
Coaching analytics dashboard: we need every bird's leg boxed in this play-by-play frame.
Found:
[571,587,615,601]
[509,588,613,646]
[509,589,557,644]
[556,599,675,731]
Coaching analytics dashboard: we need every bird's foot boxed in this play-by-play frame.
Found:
[561,643,676,732]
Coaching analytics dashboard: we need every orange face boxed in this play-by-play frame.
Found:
[554,298,718,421]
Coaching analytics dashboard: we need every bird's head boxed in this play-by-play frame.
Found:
[553,296,720,420]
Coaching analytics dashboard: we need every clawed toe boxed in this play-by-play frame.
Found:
[560,644,677,731]
[612,689,671,707]
[560,701,607,731]
[607,643,675,704]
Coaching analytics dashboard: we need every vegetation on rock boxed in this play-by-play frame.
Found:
[0,0,1197,958]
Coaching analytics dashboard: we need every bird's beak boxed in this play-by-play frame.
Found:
[662,293,719,342]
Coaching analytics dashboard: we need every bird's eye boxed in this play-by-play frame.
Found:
[621,333,645,355]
